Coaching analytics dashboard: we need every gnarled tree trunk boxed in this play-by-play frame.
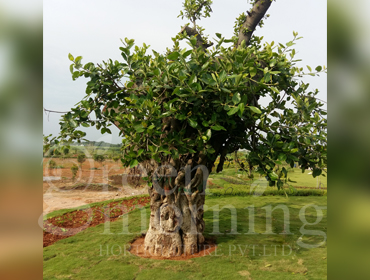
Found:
[141,157,208,257]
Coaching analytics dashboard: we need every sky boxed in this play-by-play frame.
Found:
[43,0,327,144]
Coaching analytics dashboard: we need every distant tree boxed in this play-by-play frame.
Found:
[77,154,86,168]
[93,154,105,168]
[112,156,121,163]
[63,147,69,156]
[53,148,61,157]
[71,164,78,179]
[47,159,56,169]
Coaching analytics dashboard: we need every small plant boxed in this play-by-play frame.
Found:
[71,164,79,179]
[77,154,86,168]
[48,160,57,169]
[112,156,121,163]
[63,147,69,156]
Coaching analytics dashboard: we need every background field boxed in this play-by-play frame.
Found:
[43,161,327,279]
[43,195,327,280]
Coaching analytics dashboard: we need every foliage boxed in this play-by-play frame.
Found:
[112,155,121,162]
[93,154,105,166]
[62,147,69,155]
[47,160,56,169]
[77,154,86,166]
[55,1,327,190]
[71,164,78,179]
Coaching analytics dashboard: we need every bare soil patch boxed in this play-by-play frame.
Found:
[43,196,150,247]
[59,183,119,192]
[43,158,147,214]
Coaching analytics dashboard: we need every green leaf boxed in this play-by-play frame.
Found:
[248,106,262,114]
[211,125,226,131]
[202,120,209,127]
[68,53,74,61]
[278,154,287,162]
[268,172,279,181]
[129,159,139,168]
[238,103,245,115]
[189,36,197,46]
[134,124,144,131]
[315,65,322,72]
[227,107,239,116]
[137,149,144,156]
[188,118,198,128]
[206,129,212,140]
[219,70,227,83]
[215,33,222,39]
[167,52,180,60]
[153,68,161,76]
[249,67,257,78]
[312,168,322,177]
[232,92,241,104]
[183,50,192,58]
[307,65,312,72]
[271,87,280,94]
[264,72,270,83]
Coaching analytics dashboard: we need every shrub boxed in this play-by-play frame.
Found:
[71,164,79,179]
[93,154,105,167]
[48,160,57,169]
[112,156,121,163]
[77,154,86,167]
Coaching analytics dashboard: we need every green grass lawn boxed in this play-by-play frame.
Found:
[207,167,327,197]
[43,195,327,279]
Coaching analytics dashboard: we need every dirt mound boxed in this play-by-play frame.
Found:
[59,183,119,192]
[128,236,217,260]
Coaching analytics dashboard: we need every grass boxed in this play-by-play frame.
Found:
[43,195,327,280]
[207,168,327,197]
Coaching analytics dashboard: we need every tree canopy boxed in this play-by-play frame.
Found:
[54,0,327,189]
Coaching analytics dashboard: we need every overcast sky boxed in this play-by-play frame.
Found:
[43,0,327,144]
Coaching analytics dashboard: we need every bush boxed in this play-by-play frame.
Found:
[93,154,105,166]
[112,156,121,162]
[77,154,86,167]
[63,147,69,155]
[71,164,79,179]
[47,160,57,169]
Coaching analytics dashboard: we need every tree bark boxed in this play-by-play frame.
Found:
[237,0,272,47]
[180,25,213,50]
[142,156,208,257]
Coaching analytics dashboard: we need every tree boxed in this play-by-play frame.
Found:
[93,154,105,168]
[57,0,327,257]
[112,156,121,163]
[77,154,86,168]
[71,164,78,180]
[63,147,69,155]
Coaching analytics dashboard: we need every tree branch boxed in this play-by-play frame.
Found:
[180,25,213,50]
[237,0,272,47]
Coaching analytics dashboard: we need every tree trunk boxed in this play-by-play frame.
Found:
[141,158,208,257]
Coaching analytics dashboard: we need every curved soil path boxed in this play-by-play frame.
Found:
[43,196,150,247]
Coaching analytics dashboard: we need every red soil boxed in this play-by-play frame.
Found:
[43,196,150,247]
